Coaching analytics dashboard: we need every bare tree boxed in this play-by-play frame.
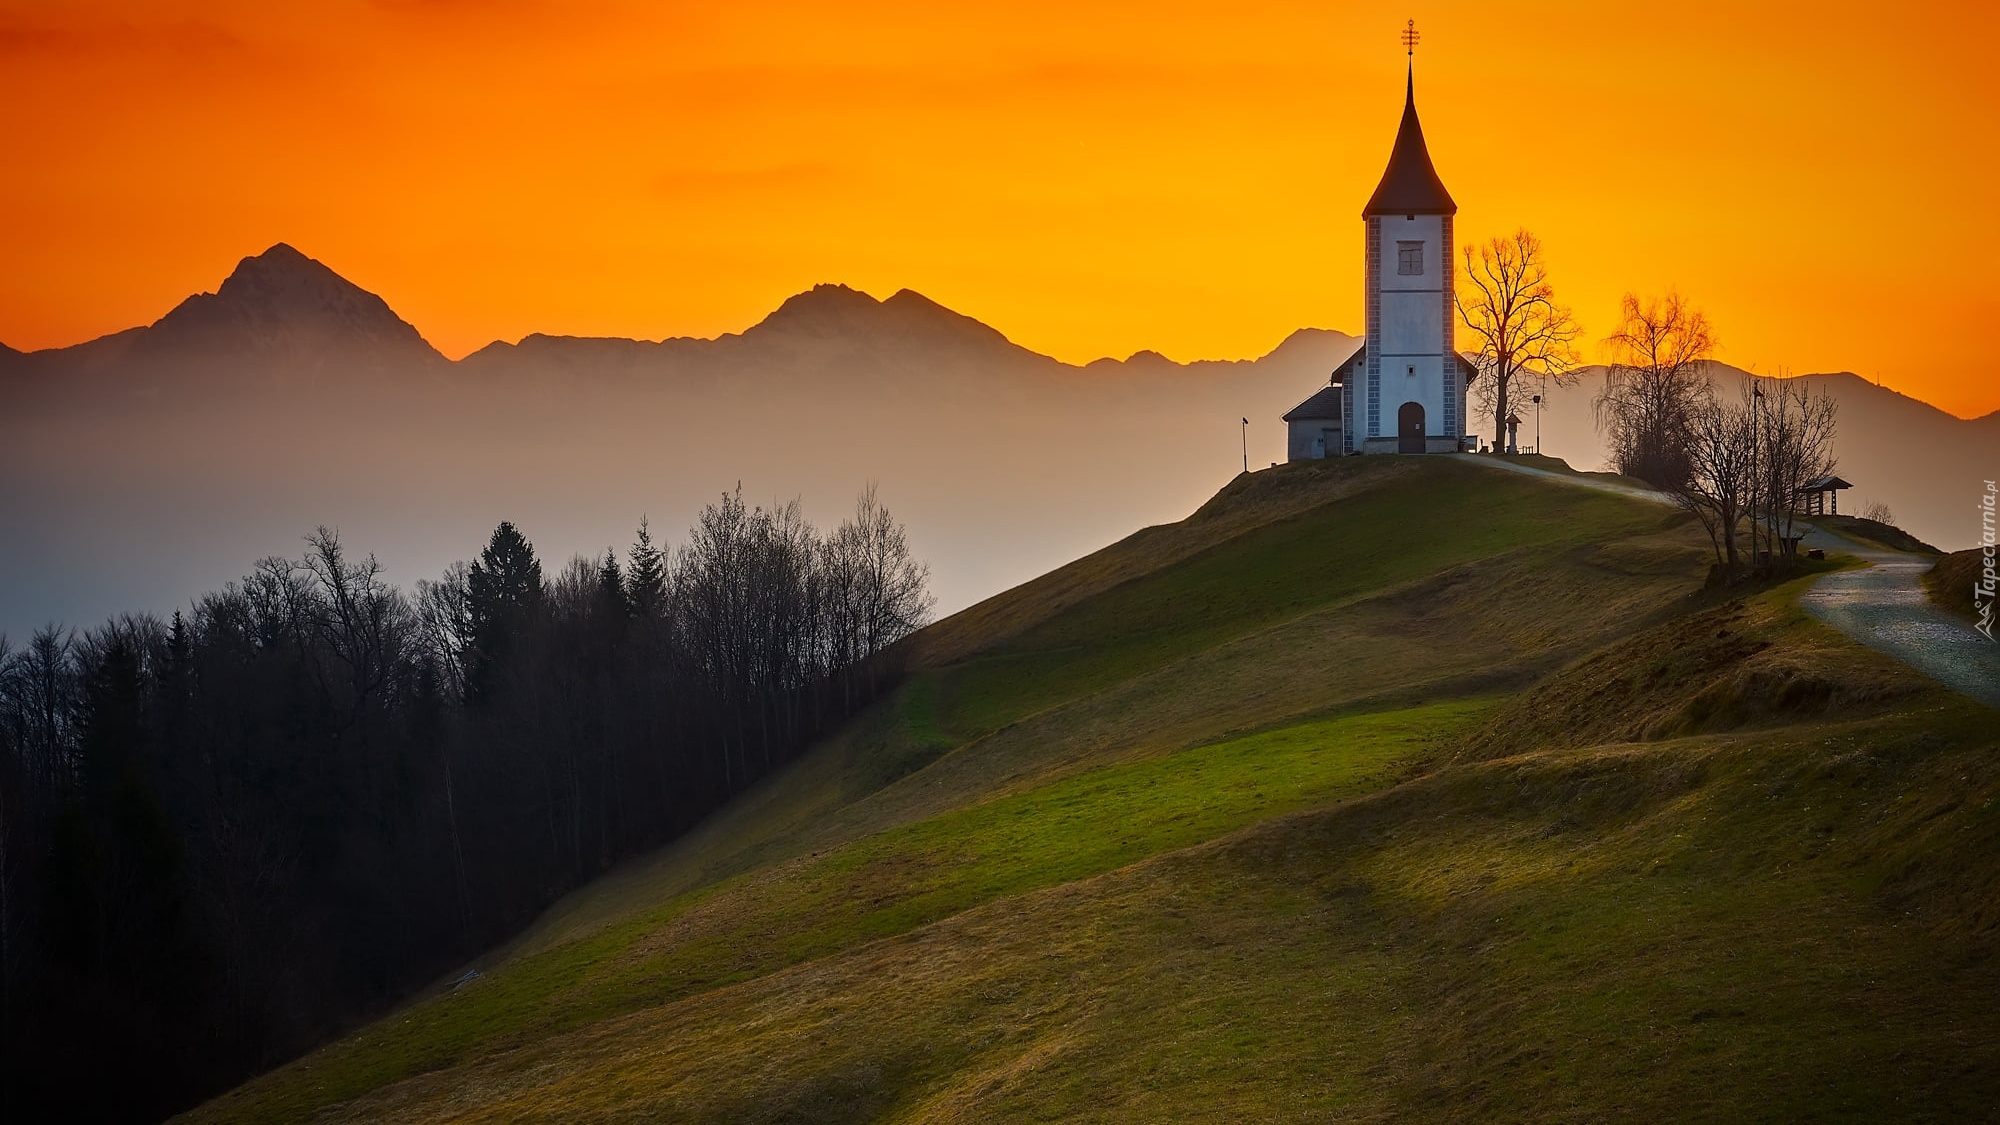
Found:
[1674,381,1757,573]
[10,627,78,795]
[415,562,475,700]
[1594,290,1717,487]
[1755,380,1839,567]
[1457,229,1582,453]
[301,528,406,734]
[831,484,934,663]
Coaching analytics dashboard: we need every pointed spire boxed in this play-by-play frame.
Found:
[1362,28,1456,218]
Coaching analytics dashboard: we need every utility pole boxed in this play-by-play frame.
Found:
[1532,388,1543,455]
[1751,377,1766,568]
[1241,417,1249,474]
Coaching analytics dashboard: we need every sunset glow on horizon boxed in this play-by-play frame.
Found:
[4,0,1997,417]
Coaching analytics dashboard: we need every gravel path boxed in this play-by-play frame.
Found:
[1456,454,2000,708]
[1795,528,2000,708]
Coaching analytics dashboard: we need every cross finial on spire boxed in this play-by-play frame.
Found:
[1401,18,1420,56]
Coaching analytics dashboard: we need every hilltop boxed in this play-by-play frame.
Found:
[185,456,2000,1122]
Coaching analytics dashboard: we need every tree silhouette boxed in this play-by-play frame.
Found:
[1457,229,1582,453]
[1594,290,1717,488]
[466,521,544,698]
[0,486,931,1121]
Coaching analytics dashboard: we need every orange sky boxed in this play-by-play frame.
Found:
[4,0,1997,417]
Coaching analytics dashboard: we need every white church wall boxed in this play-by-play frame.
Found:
[1367,213,1452,446]
[1379,214,1443,293]
[1379,293,1442,353]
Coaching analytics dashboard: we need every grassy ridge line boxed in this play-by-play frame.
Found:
[933,459,1668,741]
[186,701,1491,1123]
[907,458,1428,667]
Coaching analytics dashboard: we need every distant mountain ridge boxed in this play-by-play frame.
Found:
[0,243,1989,645]
[1,246,1351,386]
[0,244,1361,644]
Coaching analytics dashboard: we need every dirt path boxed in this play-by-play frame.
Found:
[1456,454,2000,708]
[1455,453,1674,506]
[1795,527,2000,708]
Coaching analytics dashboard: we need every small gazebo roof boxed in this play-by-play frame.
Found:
[1800,474,1853,493]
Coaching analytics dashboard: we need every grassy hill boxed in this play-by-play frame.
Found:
[184,456,2000,1123]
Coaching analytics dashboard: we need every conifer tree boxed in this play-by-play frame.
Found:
[596,549,629,620]
[466,521,544,697]
[626,518,667,619]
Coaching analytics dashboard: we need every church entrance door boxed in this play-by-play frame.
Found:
[1398,402,1425,454]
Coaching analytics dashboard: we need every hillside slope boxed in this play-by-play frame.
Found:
[185,457,2000,1123]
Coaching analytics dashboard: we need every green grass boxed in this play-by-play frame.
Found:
[194,699,1488,1122]
[931,459,1665,741]
[182,456,2000,1124]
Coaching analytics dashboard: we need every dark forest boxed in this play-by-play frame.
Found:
[0,486,931,1123]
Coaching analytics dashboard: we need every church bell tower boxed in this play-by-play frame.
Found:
[1346,21,1463,454]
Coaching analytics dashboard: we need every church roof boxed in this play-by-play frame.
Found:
[1284,385,1345,422]
[1362,69,1457,218]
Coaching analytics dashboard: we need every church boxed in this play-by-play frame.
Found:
[1286,41,1477,458]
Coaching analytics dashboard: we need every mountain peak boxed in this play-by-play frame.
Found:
[221,241,320,283]
[746,284,1020,356]
[208,243,382,314]
[750,283,883,334]
[140,243,442,368]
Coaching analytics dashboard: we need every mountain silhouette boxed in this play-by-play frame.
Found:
[0,245,1360,644]
[0,244,443,396]
[143,242,442,365]
[0,244,1989,646]
[741,283,1030,359]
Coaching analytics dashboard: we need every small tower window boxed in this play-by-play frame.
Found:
[1397,241,1424,276]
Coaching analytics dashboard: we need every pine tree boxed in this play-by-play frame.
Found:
[466,521,544,697]
[596,549,628,617]
[626,517,667,620]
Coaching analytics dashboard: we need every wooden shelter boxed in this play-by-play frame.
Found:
[1796,474,1852,516]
